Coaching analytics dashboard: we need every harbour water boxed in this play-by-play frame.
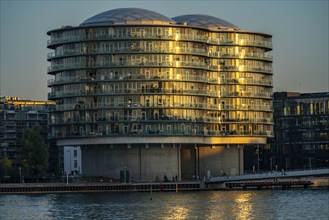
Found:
[1,189,328,220]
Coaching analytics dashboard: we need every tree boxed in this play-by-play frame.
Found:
[22,126,49,181]
[0,158,12,178]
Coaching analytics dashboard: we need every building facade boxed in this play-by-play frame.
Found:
[272,92,329,170]
[47,8,273,181]
[63,146,82,175]
[0,96,56,172]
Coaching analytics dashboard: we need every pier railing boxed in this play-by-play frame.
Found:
[208,168,329,183]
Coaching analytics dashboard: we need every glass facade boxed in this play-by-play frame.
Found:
[47,8,273,179]
[272,92,329,169]
[47,10,273,143]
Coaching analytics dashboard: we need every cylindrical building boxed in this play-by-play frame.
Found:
[47,8,273,181]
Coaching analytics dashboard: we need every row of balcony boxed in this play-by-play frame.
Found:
[48,33,209,46]
[48,47,207,59]
[54,103,273,112]
[209,65,272,73]
[48,61,208,72]
[48,62,273,74]
[48,33,272,49]
[48,90,272,99]
[50,116,273,125]
[48,75,273,87]
[50,129,273,138]
[47,47,272,61]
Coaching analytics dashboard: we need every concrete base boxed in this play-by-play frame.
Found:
[81,144,180,182]
[81,143,244,182]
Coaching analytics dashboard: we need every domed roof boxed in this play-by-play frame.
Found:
[172,14,238,29]
[80,8,176,26]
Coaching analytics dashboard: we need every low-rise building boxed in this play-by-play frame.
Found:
[0,96,56,173]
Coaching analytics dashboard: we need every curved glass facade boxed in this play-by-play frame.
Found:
[47,8,273,179]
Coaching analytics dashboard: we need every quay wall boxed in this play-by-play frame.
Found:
[0,182,201,194]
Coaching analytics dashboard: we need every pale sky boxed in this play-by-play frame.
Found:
[0,0,328,101]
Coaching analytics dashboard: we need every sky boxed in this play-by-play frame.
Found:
[0,0,328,101]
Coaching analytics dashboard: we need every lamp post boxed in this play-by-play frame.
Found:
[257,145,260,173]
[19,167,22,183]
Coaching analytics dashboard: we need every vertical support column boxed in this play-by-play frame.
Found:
[238,145,241,175]
[177,143,181,180]
[139,144,142,181]
[195,144,199,180]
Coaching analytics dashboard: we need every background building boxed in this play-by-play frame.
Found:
[47,8,273,181]
[272,92,329,170]
[0,96,56,175]
[63,146,82,175]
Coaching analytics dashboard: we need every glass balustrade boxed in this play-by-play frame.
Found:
[47,47,208,59]
[208,38,272,49]
[49,128,272,138]
[48,63,272,74]
[50,116,273,125]
[47,61,209,73]
[47,32,211,47]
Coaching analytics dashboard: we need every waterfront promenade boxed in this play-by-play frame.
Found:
[1,168,328,194]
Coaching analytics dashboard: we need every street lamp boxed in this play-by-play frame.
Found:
[257,145,260,173]
[19,167,22,183]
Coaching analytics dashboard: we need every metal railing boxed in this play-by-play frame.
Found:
[208,168,329,183]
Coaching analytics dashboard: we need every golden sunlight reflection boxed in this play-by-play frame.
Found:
[234,192,253,220]
[162,205,189,220]
[175,34,179,41]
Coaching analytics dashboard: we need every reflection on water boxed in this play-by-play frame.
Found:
[234,192,253,219]
[0,190,328,220]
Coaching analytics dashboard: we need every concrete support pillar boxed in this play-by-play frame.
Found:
[195,144,199,180]
[177,143,181,180]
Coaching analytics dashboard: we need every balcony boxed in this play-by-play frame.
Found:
[47,33,209,48]
[47,60,209,73]
[221,91,273,99]
[208,38,273,49]
[47,47,208,60]
[208,52,272,61]
[49,128,272,139]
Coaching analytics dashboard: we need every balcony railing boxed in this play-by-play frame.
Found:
[50,115,273,126]
[208,52,272,61]
[52,102,272,112]
[47,60,209,73]
[221,91,273,99]
[209,65,272,74]
[208,39,272,49]
[48,88,221,99]
[47,62,271,74]
[47,33,209,47]
[47,74,272,87]
[47,74,213,86]
[49,128,272,139]
[47,47,208,59]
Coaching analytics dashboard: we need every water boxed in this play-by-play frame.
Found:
[0,190,328,220]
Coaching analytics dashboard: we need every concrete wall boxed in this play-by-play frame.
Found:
[180,145,244,181]
[81,143,179,181]
[198,145,243,180]
[180,144,196,180]
[81,143,244,181]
